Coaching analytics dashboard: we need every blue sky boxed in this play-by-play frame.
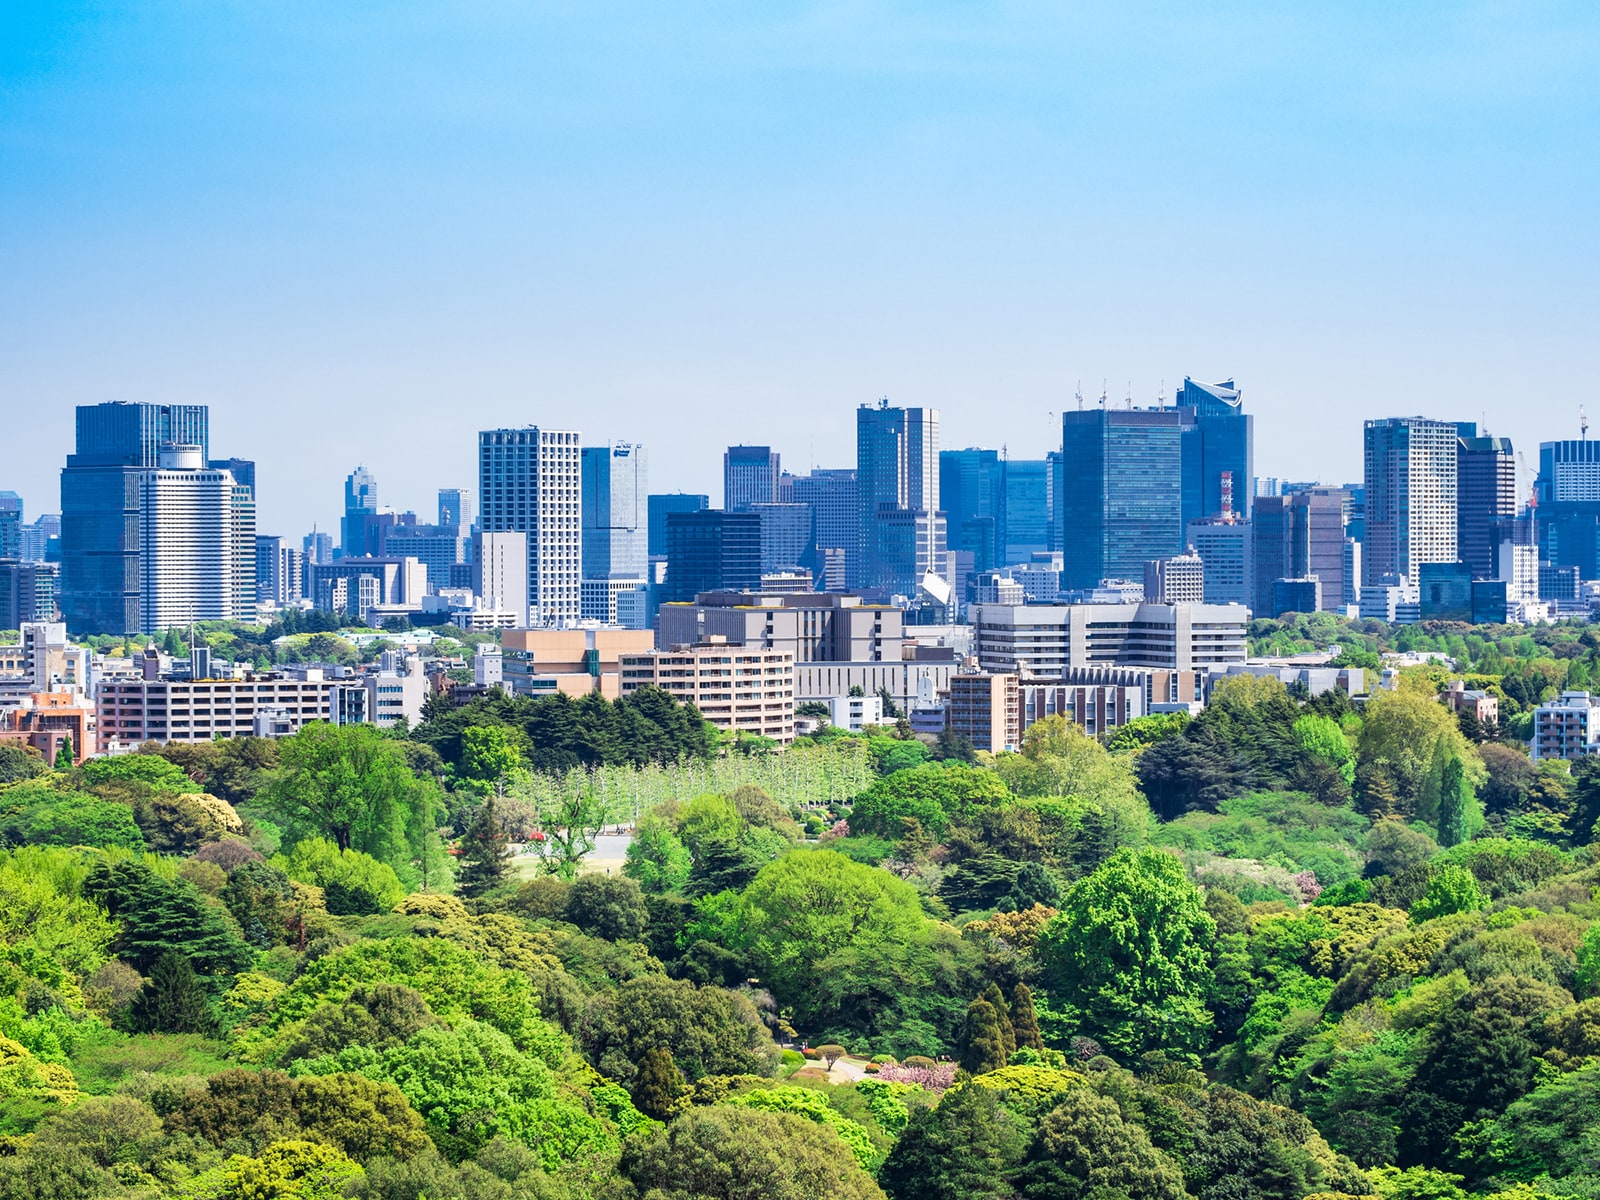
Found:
[2,2,1596,535]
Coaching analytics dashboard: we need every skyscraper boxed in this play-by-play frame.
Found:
[438,488,473,532]
[789,468,856,589]
[855,400,939,589]
[1363,418,1458,586]
[0,493,20,560]
[939,448,1002,569]
[724,446,781,511]
[1534,438,1600,579]
[255,535,305,604]
[664,510,762,602]
[581,443,649,624]
[648,493,710,557]
[1058,407,1187,590]
[341,466,379,558]
[1455,425,1516,581]
[479,427,583,626]
[60,402,252,634]
[1001,459,1051,563]
[1251,489,1347,615]
[1175,378,1253,524]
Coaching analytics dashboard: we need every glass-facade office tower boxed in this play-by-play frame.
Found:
[1455,425,1515,581]
[0,493,20,560]
[1002,459,1051,564]
[724,446,781,512]
[1251,489,1347,615]
[61,401,255,635]
[647,493,709,557]
[479,427,583,626]
[1363,417,1458,586]
[663,510,762,602]
[581,443,649,624]
[341,466,378,558]
[939,448,1002,570]
[855,401,939,589]
[1058,408,1187,590]
[1175,377,1253,523]
[1534,439,1600,578]
[788,469,856,591]
[438,488,473,532]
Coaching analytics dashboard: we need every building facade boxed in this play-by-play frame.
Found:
[724,446,781,511]
[581,443,649,624]
[855,401,939,588]
[664,511,763,603]
[1364,417,1459,586]
[1456,426,1516,581]
[1186,517,1252,606]
[98,671,368,744]
[1175,377,1253,525]
[1532,691,1600,762]
[971,602,1249,677]
[620,639,795,743]
[1059,407,1187,589]
[948,673,1021,754]
[479,427,583,625]
[1252,489,1347,615]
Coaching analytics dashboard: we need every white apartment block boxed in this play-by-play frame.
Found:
[479,428,582,625]
[1363,417,1458,586]
[619,638,795,744]
[98,671,367,743]
[970,602,1249,679]
[139,446,256,630]
[1532,691,1600,762]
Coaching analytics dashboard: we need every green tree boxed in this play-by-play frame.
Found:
[631,1047,686,1120]
[960,999,1009,1075]
[83,857,253,980]
[52,737,73,770]
[622,817,692,894]
[982,983,1016,1057]
[1436,752,1475,848]
[849,763,1011,839]
[879,1079,1025,1200]
[124,950,218,1035]
[1011,983,1045,1052]
[1357,688,1474,818]
[618,1107,886,1200]
[1408,863,1487,923]
[520,777,608,880]
[583,974,778,1084]
[456,725,528,796]
[1036,848,1216,1057]
[456,795,513,900]
[1017,1087,1188,1200]
[280,838,405,915]
[563,872,649,941]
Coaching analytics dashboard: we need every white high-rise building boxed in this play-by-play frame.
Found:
[581,442,648,626]
[475,530,530,624]
[138,445,256,630]
[479,428,582,625]
[1363,417,1458,587]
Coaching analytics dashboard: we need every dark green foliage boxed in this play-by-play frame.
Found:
[456,795,512,899]
[630,1047,685,1120]
[1017,1087,1189,1200]
[563,872,649,942]
[879,1080,1025,1200]
[1011,983,1044,1052]
[0,744,49,783]
[960,998,1009,1075]
[1436,753,1472,848]
[124,950,217,1035]
[412,685,716,774]
[83,857,253,980]
[280,984,439,1063]
[0,784,145,851]
[219,859,294,948]
[582,974,777,1084]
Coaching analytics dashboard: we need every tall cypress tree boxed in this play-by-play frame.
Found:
[960,999,1009,1076]
[456,795,513,899]
[632,1047,686,1120]
[1011,982,1045,1051]
[53,736,73,770]
[982,983,1016,1058]
[126,951,217,1035]
[1437,753,1472,849]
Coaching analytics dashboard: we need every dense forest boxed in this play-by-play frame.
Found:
[1,618,1600,1197]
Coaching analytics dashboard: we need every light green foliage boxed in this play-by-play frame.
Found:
[455,724,528,795]
[81,753,202,795]
[1104,711,1190,755]
[1295,713,1356,785]
[1474,1061,1600,1187]
[848,764,1011,838]
[247,937,564,1063]
[725,1084,880,1169]
[1368,1165,1470,1199]
[0,847,115,1000]
[193,1138,363,1200]
[278,839,405,915]
[1036,848,1216,1057]
[1409,863,1488,923]
[961,1064,1085,1116]
[1156,791,1369,887]
[0,781,146,852]
[376,1019,611,1166]
[1575,924,1600,999]
[623,815,693,893]
[991,715,1143,807]
[855,1077,920,1135]
[1357,689,1479,817]
[262,722,443,888]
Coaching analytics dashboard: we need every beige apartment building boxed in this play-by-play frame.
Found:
[619,636,795,744]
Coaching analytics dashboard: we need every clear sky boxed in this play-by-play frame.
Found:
[3,2,1596,537]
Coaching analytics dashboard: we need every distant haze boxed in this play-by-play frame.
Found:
[3,3,1595,536]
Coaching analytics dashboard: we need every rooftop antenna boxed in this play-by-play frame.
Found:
[1099,380,1108,410]
[1583,406,1590,440]
[1125,381,1133,410]
[1159,378,1166,409]
[1075,382,1084,411]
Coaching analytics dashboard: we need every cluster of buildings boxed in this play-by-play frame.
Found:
[4,387,1600,761]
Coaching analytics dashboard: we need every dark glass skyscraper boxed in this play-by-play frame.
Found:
[648,493,710,557]
[1455,425,1515,580]
[663,510,762,602]
[723,446,781,511]
[1175,378,1252,524]
[1001,459,1051,563]
[939,448,1002,568]
[1058,408,1187,589]
[855,401,939,589]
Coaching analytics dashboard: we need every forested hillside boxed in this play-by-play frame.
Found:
[0,633,1599,1198]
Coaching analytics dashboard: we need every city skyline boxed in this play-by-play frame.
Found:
[4,5,1597,535]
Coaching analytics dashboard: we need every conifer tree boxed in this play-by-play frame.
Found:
[125,950,217,1035]
[960,998,1009,1076]
[1437,753,1473,849]
[983,983,1017,1058]
[632,1047,686,1120]
[456,795,512,899]
[1011,982,1045,1051]
[53,736,73,770]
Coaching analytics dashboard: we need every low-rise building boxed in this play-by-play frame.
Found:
[500,627,654,698]
[948,673,1020,754]
[97,669,368,743]
[825,692,884,732]
[0,691,96,763]
[1532,691,1600,762]
[619,637,795,743]
[971,601,1249,677]
[1441,679,1499,728]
